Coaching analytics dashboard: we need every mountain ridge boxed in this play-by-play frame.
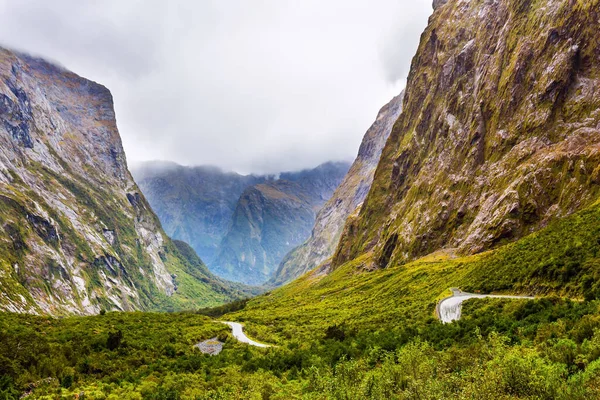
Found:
[332,0,600,271]
[131,161,269,264]
[212,161,350,284]
[271,92,404,285]
[0,47,246,315]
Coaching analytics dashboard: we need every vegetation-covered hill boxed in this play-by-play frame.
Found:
[0,48,245,314]
[333,0,600,271]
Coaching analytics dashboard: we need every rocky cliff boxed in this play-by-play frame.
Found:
[0,48,243,315]
[132,162,267,264]
[271,93,403,285]
[333,0,600,270]
[213,162,350,285]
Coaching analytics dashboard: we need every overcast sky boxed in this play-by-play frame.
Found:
[0,0,432,174]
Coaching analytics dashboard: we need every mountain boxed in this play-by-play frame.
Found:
[271,93,403,285]
[212,162,350,285]
[131,162,267,263]
[132,161,351,285]
[5,1,600,398]
[0,47,247,315]
[332,0,600,271]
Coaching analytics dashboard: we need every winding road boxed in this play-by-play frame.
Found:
[437,288,534,323]
[220,289,533,346]
[221,321,271,347]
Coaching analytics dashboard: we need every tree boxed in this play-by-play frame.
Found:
[107,330,123,350]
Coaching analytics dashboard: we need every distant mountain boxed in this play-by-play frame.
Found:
[132,162,267,263]
[271,93,403,285]
[0,47,247,315]
[212,162,350,285]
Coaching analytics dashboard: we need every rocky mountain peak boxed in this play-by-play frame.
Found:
[332,0,600,271]
[0,47,242,314]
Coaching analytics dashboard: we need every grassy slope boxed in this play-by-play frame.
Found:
[1,198,600,398]
[230,198,600,344]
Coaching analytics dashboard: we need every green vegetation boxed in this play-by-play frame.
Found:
[464,199,600,298]
[1,198,599,398]
[197,298,248,318]
[2,300,600,398]
[3,0,600,397]
[0,159,248,314]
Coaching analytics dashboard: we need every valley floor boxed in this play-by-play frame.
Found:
[1,200,600,399]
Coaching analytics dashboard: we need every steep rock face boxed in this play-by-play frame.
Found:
[333,0,600,270]
[0,48,240,315]
[132,162,267,263]
[213,162,350,285]
[271,93,403,285]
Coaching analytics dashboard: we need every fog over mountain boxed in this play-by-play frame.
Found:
[0,0,431,174]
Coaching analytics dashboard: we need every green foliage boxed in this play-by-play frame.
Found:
[0,175,598,398]
[196,299,249,318]
[0,312,234,398]
[324,324,348,341]
[106,329,124,351]
[464,201,600,297]
[4,299,600,398]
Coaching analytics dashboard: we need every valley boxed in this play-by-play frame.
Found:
[0,0,600,398]
[134,161,350,285]
[2,197,600,397]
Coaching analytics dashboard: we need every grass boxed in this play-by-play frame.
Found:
[1,199,600,398]
[229,199,600,345]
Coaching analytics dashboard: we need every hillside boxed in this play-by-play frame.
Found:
[0,48,245,315]
[4,186,600,398]
[132,162,267,264]
[271,93,403,285]
[213,162,350,285]
[2,0,600,398]
[333,0,600,271]
[231,197,600,343]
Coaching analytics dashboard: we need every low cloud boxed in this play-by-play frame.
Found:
[0,0,431,174]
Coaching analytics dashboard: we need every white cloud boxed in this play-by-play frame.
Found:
[0,0,431,174]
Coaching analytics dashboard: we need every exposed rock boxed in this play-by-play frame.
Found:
[25,213,58,245]
[0,47,241,315]
[194,338,223,355]
[432,0,448,10]
[271,93,403,285]
[126,192,142,209]
[332,0,600,271]
[102,229,115,245]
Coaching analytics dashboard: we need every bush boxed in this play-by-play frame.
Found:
[324,324,346,341]
[107,330,123,351]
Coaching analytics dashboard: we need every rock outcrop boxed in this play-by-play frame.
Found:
[271,93,403,285]
[0,48,243,315]
[333,0,600,271]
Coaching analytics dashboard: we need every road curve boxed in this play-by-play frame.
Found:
[221,321,271,347]
[437,288,534,323]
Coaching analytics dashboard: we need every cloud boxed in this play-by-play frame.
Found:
[0,0,432,174]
